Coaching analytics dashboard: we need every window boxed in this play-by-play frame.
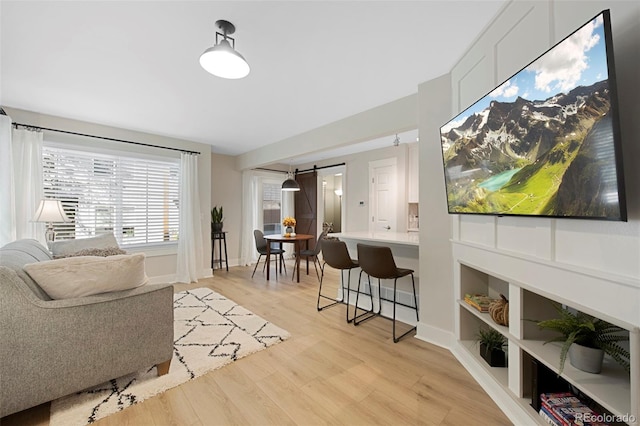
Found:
[261,181,282,234]
[42,145,180,247]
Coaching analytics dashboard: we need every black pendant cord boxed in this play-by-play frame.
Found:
[11,122,201,155]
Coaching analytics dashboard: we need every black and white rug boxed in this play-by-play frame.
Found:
[50,287,290,425]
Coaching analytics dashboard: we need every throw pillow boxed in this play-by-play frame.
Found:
[47,234,119,258]
[24,253,148,300]
[54,246,127,259]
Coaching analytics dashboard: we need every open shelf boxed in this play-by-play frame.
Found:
[454,259,637,425]
[518,339,631,417]
[458,299,510,337]
[459,339,509,388]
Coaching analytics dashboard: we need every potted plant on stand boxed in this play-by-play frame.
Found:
[477,327,507,367]
[211,206,224,233]
[536,303,630,374]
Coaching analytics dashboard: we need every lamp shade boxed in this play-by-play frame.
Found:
[33,199,69,223]
[282,177,300,192]
[334,189,343,197]
[200,39,250,79]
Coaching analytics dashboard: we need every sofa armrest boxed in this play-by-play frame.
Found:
[0,267,174,417]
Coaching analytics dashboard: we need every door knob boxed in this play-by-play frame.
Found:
[384,225,391,230]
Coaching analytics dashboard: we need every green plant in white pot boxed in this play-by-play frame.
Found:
[536,303,629,374]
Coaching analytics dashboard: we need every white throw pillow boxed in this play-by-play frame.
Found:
[24,253,148,300]
[48,234,119,258]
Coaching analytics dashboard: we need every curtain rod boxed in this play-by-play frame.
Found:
[12,122,201,155]
[255,167,286,173]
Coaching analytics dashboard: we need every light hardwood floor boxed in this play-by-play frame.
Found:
[2,261,512,426]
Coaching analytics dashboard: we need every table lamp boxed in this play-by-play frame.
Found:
[33,199,69,242]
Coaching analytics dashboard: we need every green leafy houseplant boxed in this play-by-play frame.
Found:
[536,303,630,374]
[211,206,224,232]
[476,327,507,367]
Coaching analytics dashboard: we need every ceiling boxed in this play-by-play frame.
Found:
[1,1,506,162]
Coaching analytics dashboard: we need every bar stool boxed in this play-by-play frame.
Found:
[354,243,419,343]
[318,239,359,323]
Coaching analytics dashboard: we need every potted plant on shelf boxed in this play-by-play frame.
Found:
[477,327,507,367]
[211,206,224,233]
[536,303,629,374]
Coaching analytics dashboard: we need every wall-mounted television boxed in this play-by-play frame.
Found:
[439,10,627,221]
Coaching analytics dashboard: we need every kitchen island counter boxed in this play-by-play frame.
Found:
[330,231,419,247]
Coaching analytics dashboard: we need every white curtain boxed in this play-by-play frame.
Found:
[11,126,44,243]
[0,115,15,246]
[239,170,259,266]
[175,153,204,283]
[281,190,294,226]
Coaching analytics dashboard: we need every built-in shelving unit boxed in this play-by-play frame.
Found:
[453,244,639,425]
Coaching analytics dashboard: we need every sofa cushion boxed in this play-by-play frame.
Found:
[55,246,127,259]
[0,239,53,300]
[48,234,119,259]
[24,253,149,299]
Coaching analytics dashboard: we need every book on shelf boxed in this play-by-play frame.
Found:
[539,392,609,426]
[541,392,583,408]
[463,294,496,312]
[539,405,564,426]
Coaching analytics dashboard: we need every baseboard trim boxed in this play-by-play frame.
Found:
[414,323,455,350]
[450,342,539,426]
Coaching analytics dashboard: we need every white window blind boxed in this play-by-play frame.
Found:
[42,145,180,246]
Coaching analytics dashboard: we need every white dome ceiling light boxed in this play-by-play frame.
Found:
[200,19,250,79]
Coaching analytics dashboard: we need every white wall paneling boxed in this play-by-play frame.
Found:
[439,1,640,423]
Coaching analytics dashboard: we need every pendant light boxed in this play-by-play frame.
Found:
[200,20,250,79]
[282,165,300,192]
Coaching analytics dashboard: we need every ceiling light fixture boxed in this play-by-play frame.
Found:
[282,165,300,192]
[200,19,250,79]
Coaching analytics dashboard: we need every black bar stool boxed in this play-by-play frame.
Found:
[318,239,359,322]
[354,243,419,343]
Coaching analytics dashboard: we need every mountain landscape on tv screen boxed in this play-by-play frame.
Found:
[441,79,621,218]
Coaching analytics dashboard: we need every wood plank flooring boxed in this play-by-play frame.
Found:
[2,262,512,426]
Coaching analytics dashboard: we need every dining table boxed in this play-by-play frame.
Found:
[263,233,314,282]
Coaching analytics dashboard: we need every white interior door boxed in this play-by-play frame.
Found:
[369,158,397,232]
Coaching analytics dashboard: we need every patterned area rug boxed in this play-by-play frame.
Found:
[50,287,290,425]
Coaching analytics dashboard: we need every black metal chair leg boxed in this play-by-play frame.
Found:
[354,271,376,325]
[252,254,263,278]
[412,273,419,322]
[345,269,352,323]
[393,278,398,343]
[317,261,341,311]
[312,257,321,281]
[393,273,418,343]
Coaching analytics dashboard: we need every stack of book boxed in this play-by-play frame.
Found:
[463,294,496,312]
[539,392,609,425]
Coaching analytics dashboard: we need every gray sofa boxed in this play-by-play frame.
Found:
[0,239,174,418]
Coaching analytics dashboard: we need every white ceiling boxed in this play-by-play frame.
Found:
[1,1,506,162]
